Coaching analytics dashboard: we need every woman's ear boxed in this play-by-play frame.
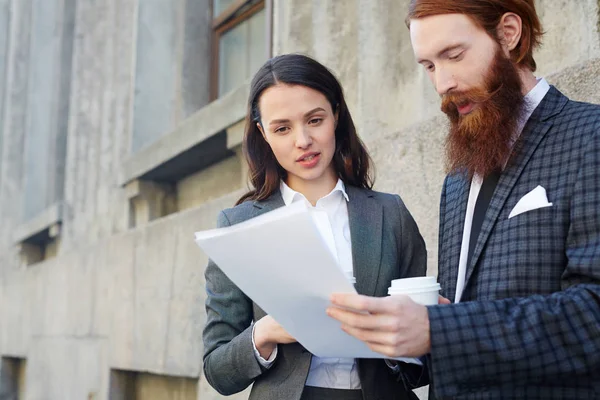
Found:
[334,107,339,128]
[257,122,267,141]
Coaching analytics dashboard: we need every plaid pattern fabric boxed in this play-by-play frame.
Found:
[428,87,600,399]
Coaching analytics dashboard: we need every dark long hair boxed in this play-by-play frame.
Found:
[236,54,374,205]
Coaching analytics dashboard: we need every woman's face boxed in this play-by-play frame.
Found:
[257,83,338,191]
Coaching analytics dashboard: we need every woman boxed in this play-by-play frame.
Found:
[203,54,426,400]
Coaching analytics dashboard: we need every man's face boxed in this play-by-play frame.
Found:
[410,13,498,100]
[409,13,525,178]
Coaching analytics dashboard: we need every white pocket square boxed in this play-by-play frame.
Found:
[508,185,553,219]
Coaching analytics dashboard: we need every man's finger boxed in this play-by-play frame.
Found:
[327,306,400,331]
[330,293,406,314]
[340,324,400,347]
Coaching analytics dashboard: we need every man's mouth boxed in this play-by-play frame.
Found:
[457,102,475,115]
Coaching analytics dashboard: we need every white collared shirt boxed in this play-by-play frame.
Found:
[454,78,551,303]
[251,179,361,389]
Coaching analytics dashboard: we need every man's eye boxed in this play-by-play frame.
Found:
[449,52,464,61]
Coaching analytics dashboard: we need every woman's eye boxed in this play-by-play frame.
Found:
[308,118,322,125]
[274,126,289,134]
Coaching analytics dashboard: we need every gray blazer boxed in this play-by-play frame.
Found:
[203,185,427,400]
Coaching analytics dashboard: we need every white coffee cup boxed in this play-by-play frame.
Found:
[388,276,441,305]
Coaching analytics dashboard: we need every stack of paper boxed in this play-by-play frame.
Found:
[195,201,417,362]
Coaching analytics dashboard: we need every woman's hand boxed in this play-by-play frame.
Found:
[253,315,297,359]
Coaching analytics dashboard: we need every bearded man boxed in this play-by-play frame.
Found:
[327,1,600,398]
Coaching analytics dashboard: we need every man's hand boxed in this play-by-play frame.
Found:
[327,294,435,358]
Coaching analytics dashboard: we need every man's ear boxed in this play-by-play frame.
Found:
[497,12,522,55]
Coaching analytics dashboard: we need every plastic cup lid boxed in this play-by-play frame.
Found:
[390,276,438,290]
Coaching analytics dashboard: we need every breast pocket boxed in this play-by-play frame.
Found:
[489,204,566,296]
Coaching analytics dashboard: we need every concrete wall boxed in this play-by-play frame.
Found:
[0,1,599,399]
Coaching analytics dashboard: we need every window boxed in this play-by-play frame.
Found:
[131,0,212,153]
[212,0,271,99]
[109,369,197,400]
[22,0,74,221]
[14,0,75,262]
[0,357,27,399]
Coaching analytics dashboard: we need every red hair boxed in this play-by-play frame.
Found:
[406,0,543,71]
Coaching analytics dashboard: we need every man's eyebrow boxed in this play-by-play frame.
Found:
[417,44,464,64]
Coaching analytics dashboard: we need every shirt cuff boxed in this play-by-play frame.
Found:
[251,322,278,368]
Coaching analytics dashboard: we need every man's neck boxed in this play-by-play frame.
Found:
[518,67,538,95]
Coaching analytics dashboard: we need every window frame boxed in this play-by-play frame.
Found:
[210,0,272,100]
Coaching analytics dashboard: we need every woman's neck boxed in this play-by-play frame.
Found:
[286,170,338,206]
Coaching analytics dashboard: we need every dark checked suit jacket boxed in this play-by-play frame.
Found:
[203,185,426,400]
[426,87,600,399]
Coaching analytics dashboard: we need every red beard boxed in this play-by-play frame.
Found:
[441,47,527,178]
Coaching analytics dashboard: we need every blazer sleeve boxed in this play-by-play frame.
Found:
[202,210,265,395]
[395,194,428,279]
[426,128,600,398]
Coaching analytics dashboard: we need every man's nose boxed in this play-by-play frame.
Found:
[435,68,458,95]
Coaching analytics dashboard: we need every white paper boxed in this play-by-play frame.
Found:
[195,201,418,363]
[508,185,553,219]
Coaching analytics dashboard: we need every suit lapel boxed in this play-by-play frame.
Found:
[462,87,568,290]
[251,191,285,216]
[441,176,470,302]
[346,186,383,296]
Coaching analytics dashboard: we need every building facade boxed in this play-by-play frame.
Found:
[0,0,599,398]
